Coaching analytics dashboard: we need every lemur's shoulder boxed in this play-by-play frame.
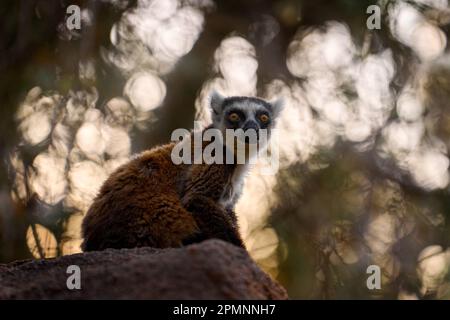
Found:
[94,141,181,201]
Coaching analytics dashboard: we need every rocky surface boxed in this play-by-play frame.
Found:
[0,239,288,299]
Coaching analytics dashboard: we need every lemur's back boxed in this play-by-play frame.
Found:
[81,142,200,251]
[81,138,244,251]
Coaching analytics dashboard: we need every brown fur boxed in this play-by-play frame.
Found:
[81,131,245,252]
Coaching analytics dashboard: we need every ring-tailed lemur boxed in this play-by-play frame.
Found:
[81,91,283,251]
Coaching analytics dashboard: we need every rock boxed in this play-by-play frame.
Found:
[0,239,288,299]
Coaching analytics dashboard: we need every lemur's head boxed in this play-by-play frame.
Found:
[209,91,284,147]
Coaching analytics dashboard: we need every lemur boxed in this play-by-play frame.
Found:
[81,91,283,251]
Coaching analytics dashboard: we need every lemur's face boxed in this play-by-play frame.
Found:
[210,91,283,145]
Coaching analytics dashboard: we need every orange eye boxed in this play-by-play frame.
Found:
[260,114,269,123]
[228,112,240,122]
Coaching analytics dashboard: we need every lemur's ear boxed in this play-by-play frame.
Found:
[270,97,285,118]
[210,90,225,115]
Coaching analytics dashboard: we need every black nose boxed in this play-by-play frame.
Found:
[243,120,259,131]
[243,120,259,142]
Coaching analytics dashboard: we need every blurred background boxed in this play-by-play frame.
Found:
[1,0,450,299]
